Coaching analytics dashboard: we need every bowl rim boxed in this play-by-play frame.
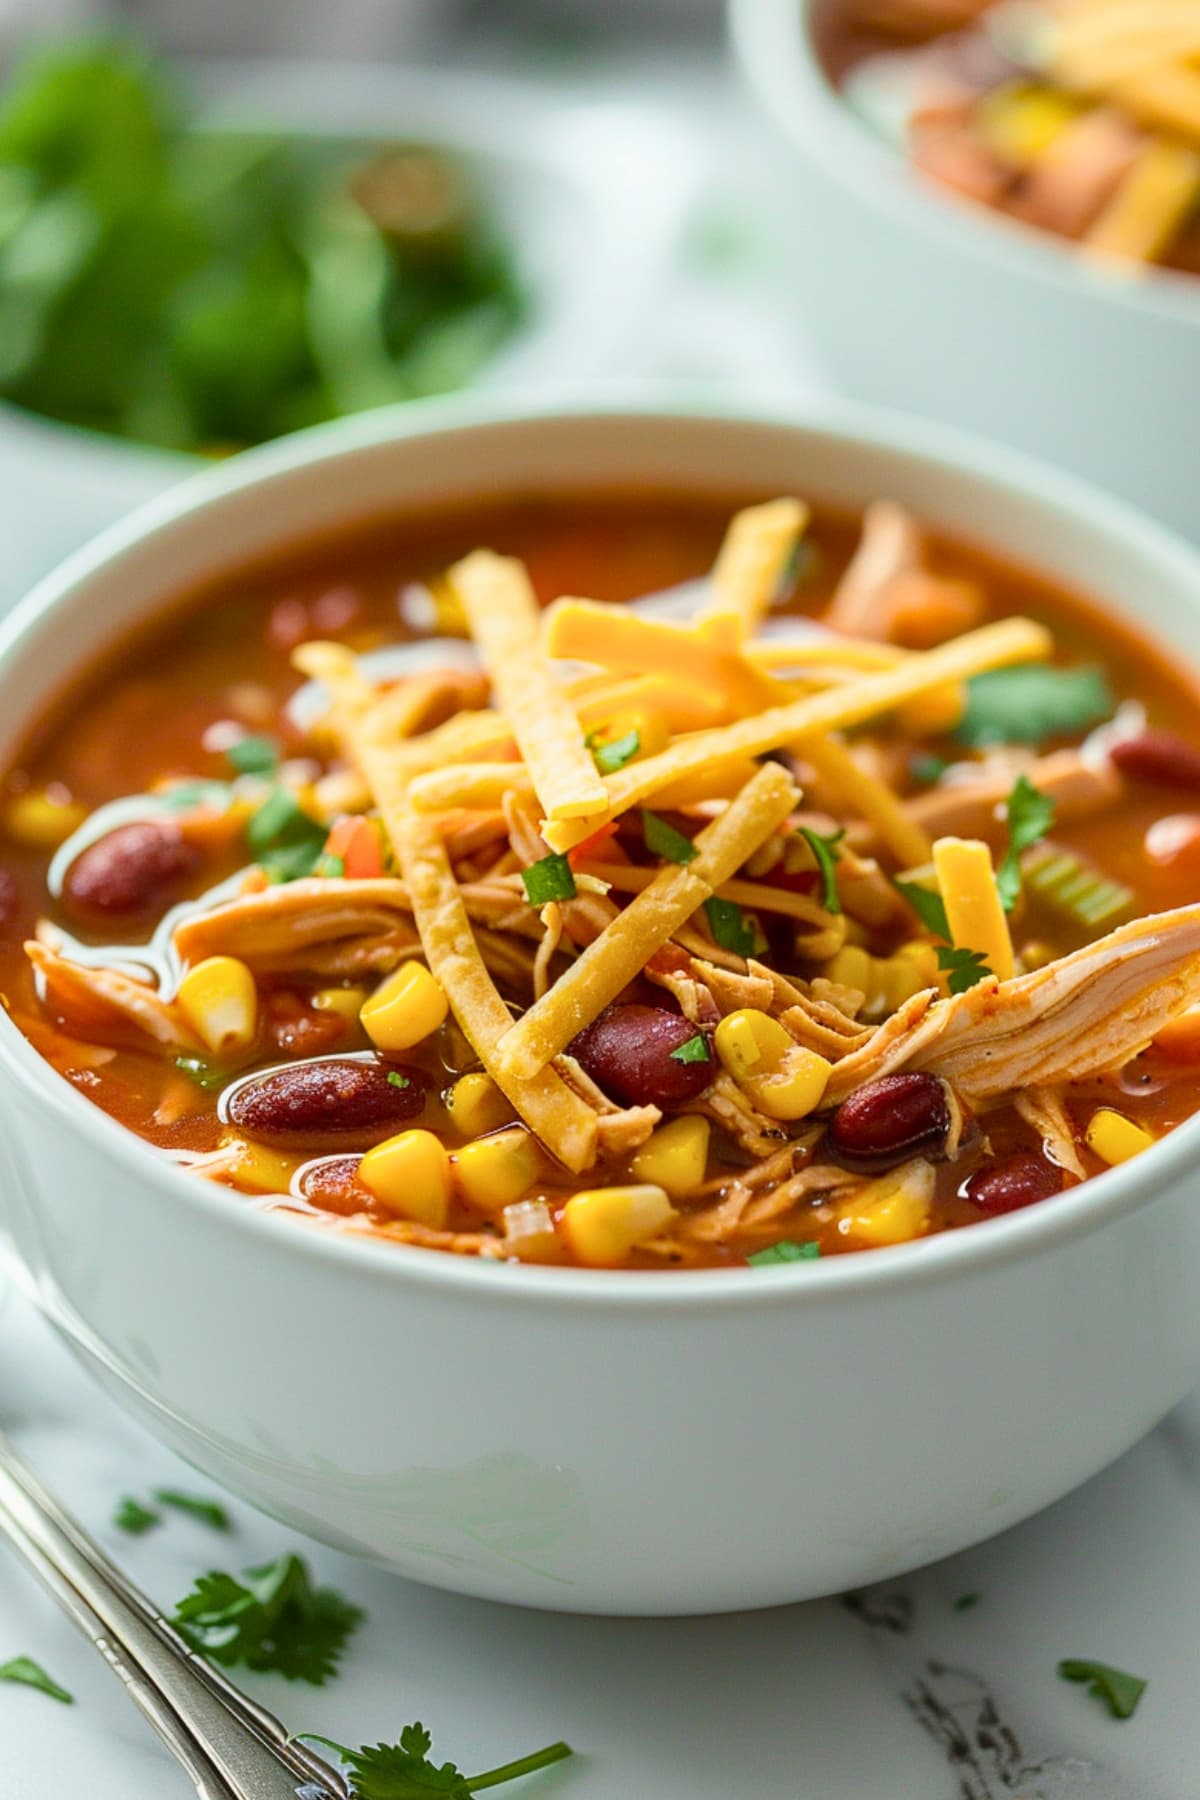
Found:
[3,384,1200,1313]
[729,0,1200,331]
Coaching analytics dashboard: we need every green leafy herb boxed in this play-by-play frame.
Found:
[302,1722,573,1800]
[155,1490,231,1531]
[641,809,697,864]
[996,773,1056,912]
[175,1055,225,1091]
[520,851,576,906]
[936,945,994,994]
[796,825,845,915]
[314,853,347,879]
[226,734,279,776]
[114,1496,160,1535]
[160,779,231,811]
[953,1592,981,1612]
[957,664,1114,748]
[589,727,640,775]
[910,752,949,786]
[747,1240,821,1266]
[669,1033,710,1065]
[173,1553,362,1684]
[386,1071,411,1090]
[0,1657,72,1704]
[245,787,327,883]
[704,895,758,958]
[1058,1658,1146,1721]
[895,879,951,942]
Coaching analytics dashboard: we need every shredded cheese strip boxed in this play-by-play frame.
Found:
[703,497,809,631]
[451,550,607,822]
[494,762,799,1081]
[747,638,908,671]
[1084,138,1200,261]
[933,836,1015,983]
[543,601,788,718]
[801,732,932,869]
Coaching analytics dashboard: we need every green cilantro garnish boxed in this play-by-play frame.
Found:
[156,1490,231,1531]
[226,734,279,776]
[895,879,951,942]
[1058,1658,1146,1721]
[175,1055,225,1091]
[386,1071,411,1090]
[0,1657,72,1704]
[957,664,1113,748]
[910,752,949,786]
[704,895,758,958]
[245,788,327,883]
[589,727,640,774]
[669,1033,710,1065]
[302,1722,573,1800]
[520,851,576,906]
[953,1592,981,1612]
[642,809,697,864]
[796,825,845,915]
[173,1553,362,1684]
[996,773,1056,912]
[747,1240,821,1266]
[114,1496,160,1535]
[160,780,233,811]
[936,945,994,994]
[314,852,347,879]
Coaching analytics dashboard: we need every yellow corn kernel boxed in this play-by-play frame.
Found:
[978,82,1078,167]
[177,956,258,1055]
[359,1128,451,1225]
[714,1008,831,1121]
[878,954,927,1012]
[361,960,448,1053]
[502,1199,561,1263]
[453,1127,540,1211]
[446,1071,515,1138]
[825,944,873,995]
[561,1183,676,1267]
[1086,1109,1155,1167]
[839,1160,935,1248]
[311,986,369,1024]
[4,789,87,849]
[221,1134,301,1195]
[631,1115,710,1198]
[932,836,1014,983]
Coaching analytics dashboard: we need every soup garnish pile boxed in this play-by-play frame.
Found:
[4,491,1200,1269]
[821,0,1200,276]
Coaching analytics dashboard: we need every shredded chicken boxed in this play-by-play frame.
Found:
[1015,1086,1086,1179]
[900,748,1124,847]
[26,940,200,1051]
[172,877,419,976]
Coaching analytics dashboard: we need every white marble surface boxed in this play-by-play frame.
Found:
[0,41,1196,1800]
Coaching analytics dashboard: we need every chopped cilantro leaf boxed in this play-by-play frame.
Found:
[160,780,232,811]
[302,1722,573,1799]
[953,1592,981,1612]
[895,879,951,941]
[386,1071,411,1090]
[173,1553,362,1684]
[175,1055,225,1092]
[314,852,347,879]
[1058,1658,1146,1720]
[704,895,758,958]
[642,809,697,864]
[226,734,279,776]
[797,825,845,914]
[936,945,993,994]
[996,774,1056,912]
[520,852,576,906]
[155,1490,231,1531]
[114,1496,160,1535]
[958,664,1113,748]
[669,1033,710,1065]
[589,727,640,774]
[910,752,949,785]
[0,1657,72,1704]
[245,787,327,882]
[747,1240,821,1266]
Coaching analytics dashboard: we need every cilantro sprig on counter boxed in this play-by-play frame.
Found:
[173,1552,362,1684]
[303,1722,573,1800]
[1058,1658,1147,1721]
[0,1657,73,1704]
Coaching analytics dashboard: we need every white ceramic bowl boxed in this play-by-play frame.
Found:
[730,0,1200,541]
[3,395,1200,1617]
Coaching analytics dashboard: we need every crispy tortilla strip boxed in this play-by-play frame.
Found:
[494,761,799,1081]
[451,549,607,822]
[1084,138,1200,263]
[543,600,788,718]
[801,732,931,869]
[703,497,809,631]
[578,861,833,930]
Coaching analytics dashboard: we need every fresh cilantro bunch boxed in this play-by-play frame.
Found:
[304,1721,573,1800]
[173,1553,362,1684]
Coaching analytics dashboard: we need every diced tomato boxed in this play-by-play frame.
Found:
[323,815,385,879]
[568,821,619,868]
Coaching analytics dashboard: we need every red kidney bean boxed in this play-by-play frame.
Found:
[966,1152,1062,1216]
[569,1004,712,1110]
[297,1155,369,1217]
[826,1072,953,1172]
[1110,727,1200,790]
[226,1057,426,1149]
[63,820,202,918]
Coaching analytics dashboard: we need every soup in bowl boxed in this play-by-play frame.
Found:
[2,397,1200,1612]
